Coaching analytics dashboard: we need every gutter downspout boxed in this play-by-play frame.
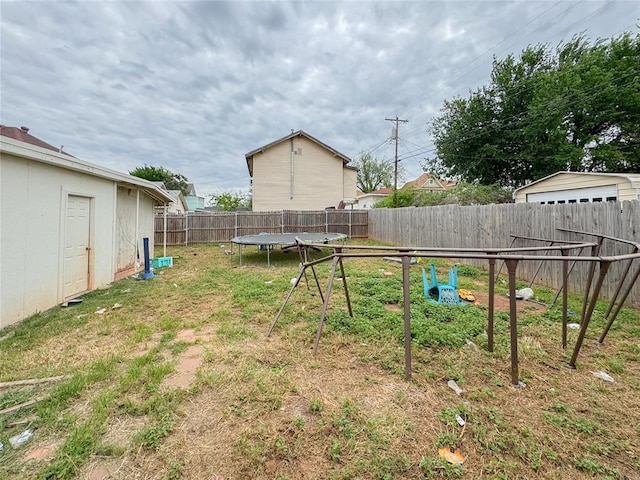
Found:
[135,189,140,268]
[163,204,168,258]
[290,136,294,200]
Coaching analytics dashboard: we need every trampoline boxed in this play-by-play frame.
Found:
[231,232,347,267]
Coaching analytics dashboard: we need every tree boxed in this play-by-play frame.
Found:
[129,165,189,195]
[210,191,250,211]
[352,152,395,193]
[431,34,640,187]
[374,182,512,208]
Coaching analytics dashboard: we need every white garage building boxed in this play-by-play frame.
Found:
[514,171,640,204]
[0,127,173,328]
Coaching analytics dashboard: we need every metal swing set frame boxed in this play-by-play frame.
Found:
[267,228,640,386]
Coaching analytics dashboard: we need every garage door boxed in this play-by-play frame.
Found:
[527,185,617,204]
[63,195,91,298]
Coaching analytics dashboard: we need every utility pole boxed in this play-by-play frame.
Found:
[385,116,408,190]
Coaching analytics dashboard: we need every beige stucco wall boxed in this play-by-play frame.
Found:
[343,167,357,201]
[116,186,156,274]
[0,154,156,329]
[515,173,638,203]
[252,136,354,211]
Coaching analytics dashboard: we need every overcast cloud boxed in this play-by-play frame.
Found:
[1,0,638,201]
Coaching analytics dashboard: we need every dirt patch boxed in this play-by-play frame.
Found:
[23,446,55,461]
[161,344,205,390]
[102,415,147,449]
[384,303,402,312]
[470,289,547,315]
[79,458,123,480]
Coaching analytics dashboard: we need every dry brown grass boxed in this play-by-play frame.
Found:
[1,242,639,479]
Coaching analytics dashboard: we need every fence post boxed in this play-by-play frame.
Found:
[281,211,285,233]
[325,210,328,233]
[349,210,352,238]
[184,213,189,246]
[234,212,238,238]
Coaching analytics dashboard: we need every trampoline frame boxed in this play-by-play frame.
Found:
[231,232,347,267]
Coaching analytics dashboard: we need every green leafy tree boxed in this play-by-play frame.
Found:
[352,152,395,193]
[375,182,512,208]
[129,165,189,195]
[374,189,417,208]
[210,191,250,211]
[431,33,640,187]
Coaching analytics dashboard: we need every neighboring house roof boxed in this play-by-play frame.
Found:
[166,190,188,211]
[358,187,393,196]
[0,130,174,204]
[245,130,353,177]
[513,171,640,196]
[0,125,73,156]
[185,183,197,196]
[402,172,457,190]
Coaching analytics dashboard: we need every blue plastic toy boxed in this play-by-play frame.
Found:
[422,264,465,305]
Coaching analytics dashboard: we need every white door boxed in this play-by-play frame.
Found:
[64,195,91,298]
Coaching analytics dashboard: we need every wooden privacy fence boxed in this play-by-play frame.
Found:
[155,210,368,246]
[368,201,640,307]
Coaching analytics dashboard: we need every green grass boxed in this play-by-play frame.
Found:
[0,242,639,479]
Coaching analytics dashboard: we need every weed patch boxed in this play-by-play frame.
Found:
[1,243,638,479]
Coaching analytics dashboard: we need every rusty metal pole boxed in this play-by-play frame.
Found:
[598,261,640,344]
[487,256,496,352]
[580,243,603,322]
[337,251,353,317]
[528,241,554,287]
[569,261,611,367]
[505,259,522,387]
[495,236,518,279]
[550,246,585,307]
[604,246,638,318]
[402,252,412,381]
[313,255,340,355]
[310,265,325,303]
[267,264,307,336]
[561,250,569,349]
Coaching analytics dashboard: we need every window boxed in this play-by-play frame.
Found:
[557,200,566,204]
[568,199,577,204]
[606,196,617,202]
[580,198,589,203]
[592,197,602,202]
[548,201,555,205]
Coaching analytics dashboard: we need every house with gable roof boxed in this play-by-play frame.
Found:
[354,187,393,209]
[401,172,458,192]
[245,130,357,211]
[184,183,205,211]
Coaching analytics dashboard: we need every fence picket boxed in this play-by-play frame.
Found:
[369,201,640,307]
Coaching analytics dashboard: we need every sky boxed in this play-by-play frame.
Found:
[1,1,638,203]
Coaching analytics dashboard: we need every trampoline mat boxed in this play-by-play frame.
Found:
[231,232,346,246]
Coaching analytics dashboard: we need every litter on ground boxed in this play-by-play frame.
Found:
[447,379,463,395]
[591,371,614,383]
[438,447,465,464]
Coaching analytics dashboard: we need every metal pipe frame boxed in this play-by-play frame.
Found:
[267,234,640,383]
